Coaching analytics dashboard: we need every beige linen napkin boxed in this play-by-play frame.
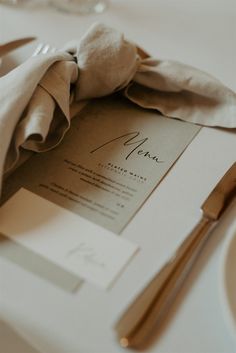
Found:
[0,23,235,196]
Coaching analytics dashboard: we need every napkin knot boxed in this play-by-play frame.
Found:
[0,22,236,199]
[65,23,140,100]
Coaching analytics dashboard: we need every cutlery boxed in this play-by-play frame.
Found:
[115,162,236,349]
[0,37,36,57]
[31,42,56,57]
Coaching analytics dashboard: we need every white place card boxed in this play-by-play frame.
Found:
[0,188,138,289]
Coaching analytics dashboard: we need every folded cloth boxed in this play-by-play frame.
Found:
[0,23,235,196]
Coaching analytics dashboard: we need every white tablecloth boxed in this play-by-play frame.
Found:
[0,1,236,352]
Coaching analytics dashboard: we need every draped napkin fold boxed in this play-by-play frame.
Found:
[0,23,236,196]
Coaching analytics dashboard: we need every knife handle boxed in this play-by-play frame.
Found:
[115,216,213,349]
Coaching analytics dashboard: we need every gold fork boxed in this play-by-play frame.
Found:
[31,42,57,56]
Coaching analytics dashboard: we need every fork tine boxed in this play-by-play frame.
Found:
[32,43,45,56]
[32,43,56,57]
[41,44,51,54]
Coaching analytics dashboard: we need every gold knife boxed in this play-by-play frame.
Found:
[0,37,36,57]
[115,162,236,349]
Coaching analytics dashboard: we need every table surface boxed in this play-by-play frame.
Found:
[0,1,236,352]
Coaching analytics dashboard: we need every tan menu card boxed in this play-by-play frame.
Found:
[4,96,200,234]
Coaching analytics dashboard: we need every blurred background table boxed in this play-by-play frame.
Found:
[0,1,236,352]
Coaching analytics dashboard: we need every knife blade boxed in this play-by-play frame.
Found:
[0,37,36,57]
[115,162,236,349]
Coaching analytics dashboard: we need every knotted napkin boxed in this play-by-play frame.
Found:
[0,23,235,196]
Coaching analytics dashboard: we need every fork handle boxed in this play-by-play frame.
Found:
[115,216,214,349]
